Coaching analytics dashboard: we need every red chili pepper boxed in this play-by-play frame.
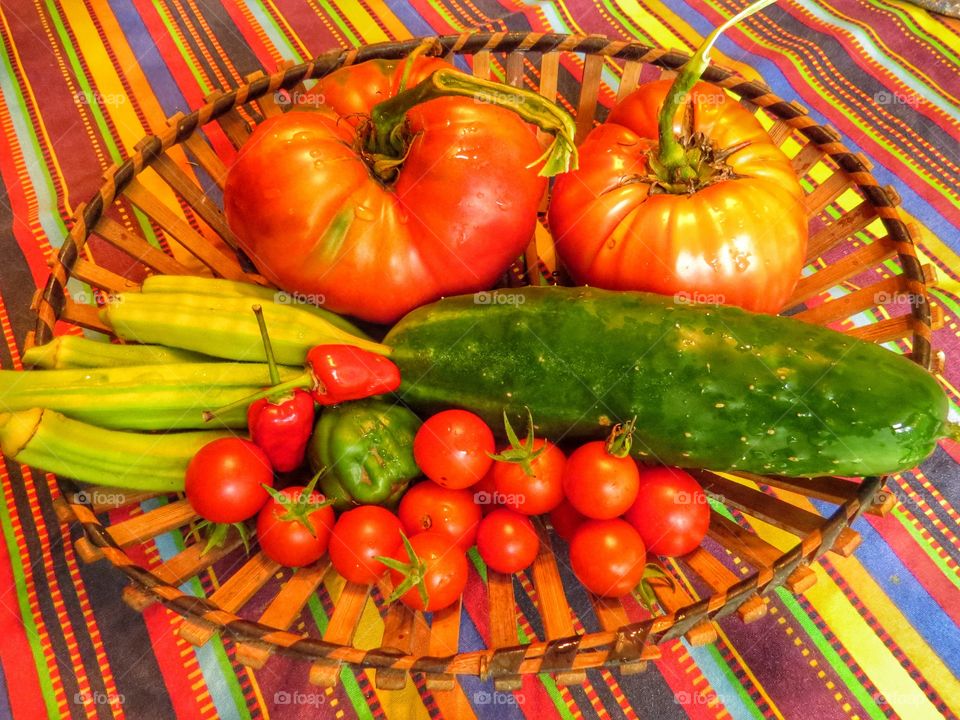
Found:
[203,321,401,429]
[247,389,315,472]
[241,305,317,471]
[305,344,401,405]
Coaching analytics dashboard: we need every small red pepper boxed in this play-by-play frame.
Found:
[246,305,315,471]
[204,323,400,427]
[305,344,401,405]
[247,389,315,472]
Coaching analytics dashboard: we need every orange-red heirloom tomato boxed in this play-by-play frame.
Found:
[549,79,806,314]
[224,57,572,324]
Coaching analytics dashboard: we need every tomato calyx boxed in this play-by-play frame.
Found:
[377,531,431,609]
[260,472,333,538]
[605,417,637,458]
[488,409,547,477]
[190,519,252,556]
[654,0,777,186]
[633,562,678,612]
[366,68,578,178]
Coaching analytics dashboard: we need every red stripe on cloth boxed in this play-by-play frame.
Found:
[0,67,53,286]
[0,492,47,719]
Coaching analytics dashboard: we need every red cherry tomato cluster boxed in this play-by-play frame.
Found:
[184,400,712,611]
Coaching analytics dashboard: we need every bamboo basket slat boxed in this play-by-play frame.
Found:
[66,258,138,295]
[646,561,718,646]
[93,214,195,276]
[122,179,248,280]
[681,547,767,624]
[27,32,944,689]
[144,150,239,248]
[793,265,936,326]
[174,119,230,189]
[788,237,898,306]
[236,560,331,668]
[178,551,281,647]
[309,581,370,687]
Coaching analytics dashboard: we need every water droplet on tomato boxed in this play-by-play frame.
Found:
[313,159,324,169]
[354,205,375,221]
[294,131,311,142]
[310,149,322,158]
[606,238,616,249]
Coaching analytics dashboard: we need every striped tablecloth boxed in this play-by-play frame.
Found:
[1,1,958,718]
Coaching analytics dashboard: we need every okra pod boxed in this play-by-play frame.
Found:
[140,275,370,338]
[22,335,214,369]
[103,291,387,365]
[0,408,229,492]
[0,362,300,430]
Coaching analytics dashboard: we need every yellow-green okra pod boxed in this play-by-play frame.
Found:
[103,291,387,365]
[0,408,230,492]
[0,362,300,430]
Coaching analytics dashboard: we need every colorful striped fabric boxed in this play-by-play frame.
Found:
[0,1,958,718]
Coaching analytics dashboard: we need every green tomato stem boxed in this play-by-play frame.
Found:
[369,68,578,177]
[605,417,636,458]
[202,373,313,422]
[657,0,778,179]
[252,305,282,387]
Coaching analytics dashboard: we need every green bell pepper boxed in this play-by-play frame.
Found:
[308,399,421,509]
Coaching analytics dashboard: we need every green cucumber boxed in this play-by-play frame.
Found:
[384,286,954,478]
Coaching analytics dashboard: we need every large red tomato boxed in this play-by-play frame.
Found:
[548,79,806,314]
[225,57,554,324]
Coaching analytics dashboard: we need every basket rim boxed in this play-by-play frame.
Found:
[32,31,915,677]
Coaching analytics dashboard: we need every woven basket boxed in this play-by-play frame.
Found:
[30,33,943,693]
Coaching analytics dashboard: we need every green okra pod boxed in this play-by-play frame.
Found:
[22,335,214,369]
[102,291,387,365]
[0,408,230,492]
[0,362,300,430]
[139,275,370,338]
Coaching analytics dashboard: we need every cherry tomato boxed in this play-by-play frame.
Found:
[549,499,587,542]
[185,437,273,523]
[476,509,540,574]
[387,532,468,612]
[413,410,495,489]
[398,481,482,550]
[492,438,566,515]
[562,440,639,519]
[570,519,647,598]
[256,486,335,567]
[469,467,501,515]
[329,506,403,584]
[623,467,710,557]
